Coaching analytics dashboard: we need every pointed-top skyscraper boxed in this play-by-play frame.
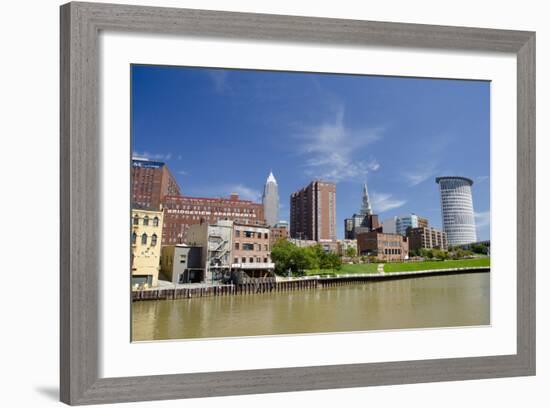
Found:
[343,179,379,239]
[359,181,373,216]
[262,171,279,227]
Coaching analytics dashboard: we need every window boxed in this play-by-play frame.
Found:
[249,257,254,263]
[264,258,268,263]
[264,233,268,239]
[151,234,158,246]
[234,258,238,264]
[242,257,246,263]
[132,232,137,244]
[133,215,139,225]
[180,254,187,264]
[143,215,149,226]
[141,233,147,245]
[256,257,261,263]
[235,242,240,250]
[244,231,253,238]
[235,230,240,237]
[243,243,254,251]
[153,217,159,227]
[264,244,268,251]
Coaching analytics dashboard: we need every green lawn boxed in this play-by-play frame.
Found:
[306,263,379,276]
[304,257,489,276]
[383,257,490,273]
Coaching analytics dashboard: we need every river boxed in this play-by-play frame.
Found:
[132,272,489,341]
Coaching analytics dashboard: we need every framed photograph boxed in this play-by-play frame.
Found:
[60,1,535,405]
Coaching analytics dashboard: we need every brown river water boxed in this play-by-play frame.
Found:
[132,272,490,341]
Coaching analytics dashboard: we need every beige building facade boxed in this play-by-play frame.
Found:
[131,208,164,288]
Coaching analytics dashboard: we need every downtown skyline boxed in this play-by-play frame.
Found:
[132,65,490,240]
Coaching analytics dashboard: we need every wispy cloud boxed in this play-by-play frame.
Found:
[208,70,229,93]
[132,151,172,161]
[224,184,261,202]
[371,192,407,213]
[403,163,437,186]
[475,211,491,228]
[176,170,189,176]
[295,107,383,182]
[475,175,489,184]
[367,158,380,172]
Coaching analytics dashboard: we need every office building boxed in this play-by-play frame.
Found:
[336,239,358,257]
[162,193,265,245]
[406,226,448,252]
[270,221,289,245]
[131,208,164,287]
[344,180,381,239]
[436,176,477,245]
[132,158,181,210]
[262,171,279,227]
[383,214,429,236]
[231,222,275,281]
[186,220,274,284]
[290,180,336,242]
[186,220,235,283]
[356,231,409,262]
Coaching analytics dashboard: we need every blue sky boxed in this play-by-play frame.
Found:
[132,65,490,240]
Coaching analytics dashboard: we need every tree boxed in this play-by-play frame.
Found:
[345,246,357,258]
[271,240,297,276]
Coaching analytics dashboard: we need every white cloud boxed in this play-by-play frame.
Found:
[475,211,491,228]
[132,151,172,161]
[295,107,383,182]
[367,158,380,172]
[176,170,188,176]
[403,164,437,186]
[371,192,407,213]
[476,175,489,183]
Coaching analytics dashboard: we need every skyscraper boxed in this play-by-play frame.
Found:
[290,180,336,242]
[344,180,379,238]
[436,176,477,246]
[262,171,279,227]
[359,182,373,217]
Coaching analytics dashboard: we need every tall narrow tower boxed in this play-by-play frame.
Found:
[360,181,373,216]
[262,171,279,227]
[436,176,477,246]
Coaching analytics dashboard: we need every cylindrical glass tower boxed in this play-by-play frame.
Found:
[435,176,477,246]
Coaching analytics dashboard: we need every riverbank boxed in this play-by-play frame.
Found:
[132,265,490,301]
[305,257,490,276]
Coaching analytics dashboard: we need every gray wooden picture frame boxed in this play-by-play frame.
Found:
[60,1,536,405]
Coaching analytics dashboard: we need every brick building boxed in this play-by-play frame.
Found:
[290,180,336,242]
[232,222,274,281]
[162,193,265,245]
[132,158,181,210]
[270,222,289,245]
[406,226,448,252]
[357,231,409,262]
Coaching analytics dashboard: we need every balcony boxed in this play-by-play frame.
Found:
[232,262,275,270]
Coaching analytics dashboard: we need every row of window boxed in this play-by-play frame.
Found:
[133,215,160,227]
[132,232,158,246]
[384,248,402,255]
[234,242,269,251]
[235,230,268,239]
[234,257,270,264]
